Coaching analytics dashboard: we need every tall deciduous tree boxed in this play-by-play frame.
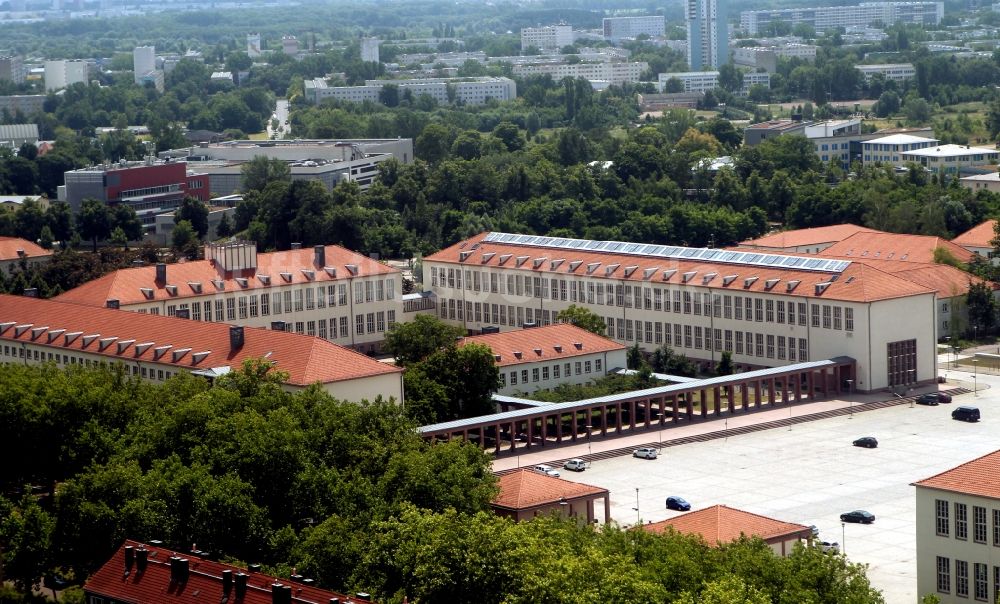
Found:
[76,198,112,252]
[556,305,606,336]
[384,314,465,366]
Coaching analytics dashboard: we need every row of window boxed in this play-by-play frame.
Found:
[502,358,604,388]
[2,345,180,382]
[935,499,1000,546]
[936,556,999,601]
[431,267,854,331]
[437,298,810,362]
[270,310,398,339]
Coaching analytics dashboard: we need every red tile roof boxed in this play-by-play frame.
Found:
[55,244,398,307]
[0,236,53,261]
[952,220,997,249]
[739,224,878,250]
[0,295,400,388]
[492,469,607,510]
[912,449,1000,499]
[822,257,993,298]
[425,233,935,304]
[818,231,976,265]
[643,505,811,545]
[84,540,369,604]
[460,324,624,367]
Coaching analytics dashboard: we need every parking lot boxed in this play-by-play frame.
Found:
[554,376,999,603]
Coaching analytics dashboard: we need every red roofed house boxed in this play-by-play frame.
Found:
[738,224,879,254]
[913,449,1000,603]
[56,240,403,355]
[426,231,939,391]
[0,294,403,403]
[0,235,53,276]
[817,231,976,265]
[459,324,627,396]
[492,469,610,524]
[643,504,812,556]
[84,539,370,604]
[952,219,997,264]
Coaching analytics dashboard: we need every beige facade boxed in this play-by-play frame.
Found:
[914,486,1000,602]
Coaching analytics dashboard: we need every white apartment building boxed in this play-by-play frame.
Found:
[520,25,574,52]
[901,144,1000,175]
[361,37,380,63]
[512,61,648,85]
[862,134,939,164]
[55,241,404,355]
[282,36,299,56]
[960,174,1000,194]
[459,324,627,396]
[247,33,262,57]
[303,77,517,106]
[686,0,728,70]
[44,59,88,92]
[0,294,404,403]
[733,44,817,73]
[857,63,916,82]
[658,71,770,97]
[133,46,155,81]
[603,16,665,42]
[740,2,944,35]
[425,232,939,392]
[805,118,864,168]
[913,450,1000,604]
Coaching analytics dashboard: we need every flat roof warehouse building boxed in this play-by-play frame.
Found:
[424,232,939,392]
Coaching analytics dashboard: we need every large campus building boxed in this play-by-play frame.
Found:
[303,77,517,107]
[520,25,574,52]
[424,232,940,392]
[55,240,404,355]
[0,294,403,402]
[740,2,944,35]
[602,16,665,42]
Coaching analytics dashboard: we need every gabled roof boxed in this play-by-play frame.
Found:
[643,505,811,545]
[84,539,368,604]
[0,295,400,388]
[952,220,997,249]
[0,236,53,261]
[818,231,976,265]
[55,244,398,307]
[821,256,994,298]
[492,469,607,510]
[739,224,878,250]
[0,123,39,140]
[913,449,1000,499]
[426,232,935,304]
[460,324,624,367]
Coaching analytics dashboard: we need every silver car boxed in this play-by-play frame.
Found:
[533,464,560,477]
[633,447,658,459]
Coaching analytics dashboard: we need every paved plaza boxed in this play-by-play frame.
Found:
[494,360,1000,603]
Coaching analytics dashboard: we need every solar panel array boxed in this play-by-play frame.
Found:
[482,232,851,274]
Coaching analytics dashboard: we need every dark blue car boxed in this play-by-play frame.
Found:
[666,496,691,511]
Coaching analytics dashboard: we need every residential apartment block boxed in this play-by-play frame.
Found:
[602,16,665,42]
[658,70,769,97]
[0,55,24,84]
[424,232,939,391]
[733,44,817,72]
[459,323,627,396]
[901,144,1000,175]
[0,294,403,402]
[55,241,403,355]
[512,61,648,85]
[303,76,517,106]
[43,59,88,92]
[740,2,944,35]
[913,450,1000,604]
[857,63,916,82]
[0,95,45,117]
[861,134,940,164]
[520,25,574,52]
[686,0,728,70]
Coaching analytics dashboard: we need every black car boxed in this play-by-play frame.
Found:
[666,496,691,511]
[852,436,878,448]
[840,510,875,524]
[916,393,952,405]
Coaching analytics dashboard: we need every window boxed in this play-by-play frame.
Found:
[957,503,968,540]
[575,361,582,375]
[553,364,560,379]
[655,322,663,344]
[754,298,763,322]
[937,556,950,594]
[845,307,854,331]
[975,563,988,601]
[595,359,602,372]
[356,314,364,335]
[887,339,917,387]
[521,369,528,384]
[305,287,315,310]
[377,311,386,332]
[684,325,692,348]
[766,299,774,322]
[994,509,1000,546]
[755,333,764,357]
[338,284,347,306]
[226,298,236,321]
[683,291,691,314]
[295,289,304,312]
[777,300,785,323]
[693,293,702,315]
[833,306,842,330]
[937,500,950,536]
[975,506,987,543]
[285,290,294,312]
[798,302,807,326]
[250,295,259,317]
[295,321,304,334]
[735,295,743,320]
[510,371,517,385]
[822,305,832,329]
[724,295,732,318]
[957,560,969,597]
[532,368,539,382]
[319,319,327,339]
[673,290,681,313]
[766,334,775,358]
[542,366,549,380]
[811,304,821,327]
[585,360,592,373]
[339,316,348,338]
[777,336,786,360]
[735,331,744,355]
[238,296,248,319]
[306,320,315,336]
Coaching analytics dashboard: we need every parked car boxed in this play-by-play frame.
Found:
[852,436,878,448]
[533,464,560,477]
[840,510,875,524]
[563,458,587,472]
[818,541,840,554]
[666,496,691,511]
[952,406,981,422]
[916,393,952,405]
[633,447,658,459]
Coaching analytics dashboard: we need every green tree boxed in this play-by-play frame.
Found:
[716,351,734,376]
[109,226,128,248]
[407,344,501,422]
[415,123,455,164]
[556,305,607,336]
[240,156,291,193]
[172,219,200,259]
[0,495,55,593]
[966,281,997,335]
[490,121,524,152]
[76,198,112,252]
[384,314,465,366]
[215,212,234,238]
[111,204,143,243]
[175,196,210,239]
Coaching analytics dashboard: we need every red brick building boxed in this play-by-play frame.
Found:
[492,469,610,524]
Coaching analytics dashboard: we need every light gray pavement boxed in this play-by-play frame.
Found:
[492,360,1000,604]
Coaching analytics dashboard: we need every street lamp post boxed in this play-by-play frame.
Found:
[585,424,593,458]
[908,369,916,408]
[846,379,854,418]
[632,487,640,525]
[653,412,663,454]
[973,359,978,397]
[842,521,846,554]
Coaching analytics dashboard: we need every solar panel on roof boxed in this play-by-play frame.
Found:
[481,233,850,273]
